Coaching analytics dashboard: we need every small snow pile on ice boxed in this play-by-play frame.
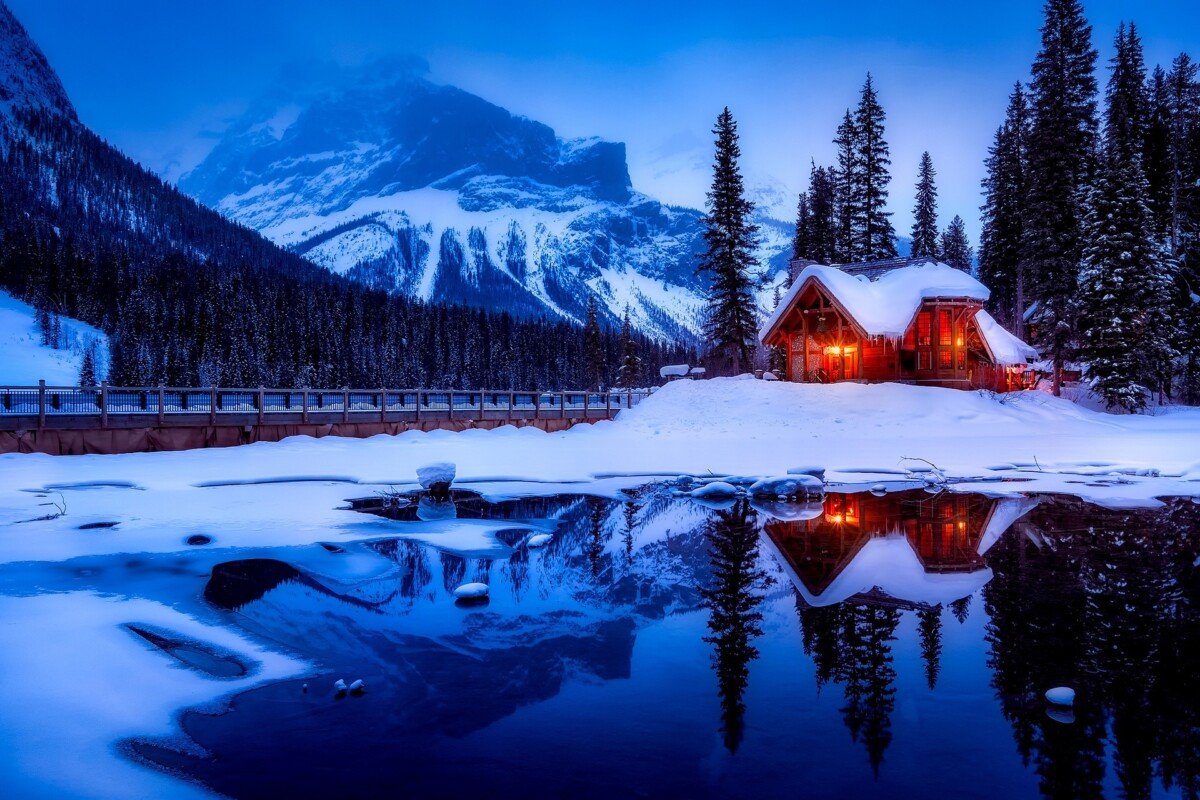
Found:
[787,465,826,480]
[416,462,455,492]
[763,371,779,381]
[689,481,739,499]
[748,475,823,499]
[334,678,348,694]
[453,582,489,600]
[349,679,365,694]
[1045,686,1075,706]
[526,533,553,548]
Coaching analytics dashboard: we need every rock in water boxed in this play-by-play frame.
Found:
[526,534,553,548]
[333,679,348,694]
[1045,686,1075,706]
[417,462,456,497]
[349,679,365,694]
[787,465,826,481]
[748,475,823,499]
[453,582,489,600]
[870,484,888,496]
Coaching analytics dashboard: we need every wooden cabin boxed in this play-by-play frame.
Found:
[760,258,1037,392]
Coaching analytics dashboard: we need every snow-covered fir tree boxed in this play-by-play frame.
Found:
[78,341,97,387]
[617,310,641,388]
[697,108,761,375]
[791,191,812,263]
[832,111,858,263]
[910,151,939,258]
[1079,25,1176,411]
[797,161,838,265]
[939,216,973,272]
[1163,54,1200,402]
[583,295,605,389]
[980,83,1031,334]
[1021,0,1098,395]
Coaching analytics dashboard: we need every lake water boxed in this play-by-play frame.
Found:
[69,486,1200,798]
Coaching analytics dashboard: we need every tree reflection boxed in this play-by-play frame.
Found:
[700,498,766,753]
[918,606,943,689]
[983,497,1200,800]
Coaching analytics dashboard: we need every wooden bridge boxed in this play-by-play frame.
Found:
[0,382,651,455]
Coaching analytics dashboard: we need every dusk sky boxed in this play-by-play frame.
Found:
[10,0,1200,241]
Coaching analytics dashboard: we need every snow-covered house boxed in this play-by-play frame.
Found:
[760,257,1037,392]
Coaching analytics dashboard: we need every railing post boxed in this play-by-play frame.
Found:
[342,388,349,424]
[37,380,46,430]
[157,385,165,426]
[479,390,485,420]
[380,387,387,423]
[583,390,589,420]
[605,389,611,418]
[627,388,632,409]
[257,386,265,426]
[209,387,217,426]
[509,390,514,422]
[100,381,108,429]
[301,389,308,424]
[415,391,421,422]
[533,391,540,420]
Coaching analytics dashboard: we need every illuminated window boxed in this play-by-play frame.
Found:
[918,352,932,370]
[939,350,952,368]
[938,311,952,346]
[917,312,932,346]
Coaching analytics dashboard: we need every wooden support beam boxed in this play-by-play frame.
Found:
[158,385,166,426]
[38,380,45,430]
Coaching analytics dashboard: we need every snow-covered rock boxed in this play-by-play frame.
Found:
[787,465,826,480]
[762,371,779,381]
[416,462,455,492]
[526,533,553,548]
[333,678,347,693]
[348,679,365,694]
[1045,686,1075,706]
[870,484,889,496]
[453,582,489,600]
[747,475,823,499]
[689,481,740,499]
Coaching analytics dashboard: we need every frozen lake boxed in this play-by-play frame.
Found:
[3,483,1194,798]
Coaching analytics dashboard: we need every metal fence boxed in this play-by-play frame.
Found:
[0,382,652,430]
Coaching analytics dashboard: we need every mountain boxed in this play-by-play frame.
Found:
[183,60,794,341]
[0,3,692,388]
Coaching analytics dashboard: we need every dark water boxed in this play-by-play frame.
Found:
[130,487,1199,800]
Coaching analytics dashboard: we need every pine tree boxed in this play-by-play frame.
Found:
[806,163,838,264]
[617,310,641,387]
[582,296,605,389]
[832,112,858,263]
[939,215,974,272]
[910,151,939,258]
[1143,66,1173,241]
[78,340,97,387]
[1021,0,1099,395]
[697,108,761,375]
[1078,26,1177,411]
[852,74,898,260]
[980,83,1032,333]
[791,191,812,262]
[1164,54,1200,402]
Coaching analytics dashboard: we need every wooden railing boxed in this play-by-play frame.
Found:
[0,381,652,432]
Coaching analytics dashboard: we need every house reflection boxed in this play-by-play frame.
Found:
[761,490,1039,609]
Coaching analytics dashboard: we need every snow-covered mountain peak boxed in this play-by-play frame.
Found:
[0,1,76,130]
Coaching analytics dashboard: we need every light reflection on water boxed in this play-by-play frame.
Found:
[115,486,1199,799]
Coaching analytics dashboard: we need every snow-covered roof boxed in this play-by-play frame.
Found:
[659,364,690,378]
[975,310,1039,366]
[760,261,990,342]
[688,367,706,375]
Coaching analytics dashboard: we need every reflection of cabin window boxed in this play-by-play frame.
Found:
[939,350,952,368]
[917,312,932,346]
[938,311,952,346]
[918,352,932,370]
[957,351,966,370]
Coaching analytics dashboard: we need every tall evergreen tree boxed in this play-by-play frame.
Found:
[980,83,1032,333]
[852,74,898,260]
[697,108,761,375]
[1021,0,1098,395]
[1163,54,1200,402]
[807,163,838,265]
[910,151,940,258]
[832,112,858,263]
[791,190,812,262]
[617,309,641,388]
[1079,26,1177,411]
[939,215,974,272]
[78,341,97,387]
[583,295,605,389]
[1143,66,1173,241]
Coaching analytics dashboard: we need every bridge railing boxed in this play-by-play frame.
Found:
[0,382,652,430]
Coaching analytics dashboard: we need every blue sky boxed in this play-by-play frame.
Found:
[9,0,1200,241]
